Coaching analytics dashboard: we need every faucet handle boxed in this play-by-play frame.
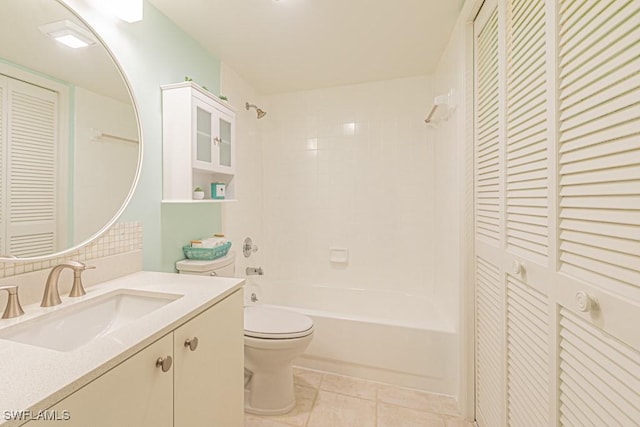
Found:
[68,263,95,298]
[0,285,25,319]
[61,260,91,270]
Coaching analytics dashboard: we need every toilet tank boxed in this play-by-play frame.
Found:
[176,251,236,277]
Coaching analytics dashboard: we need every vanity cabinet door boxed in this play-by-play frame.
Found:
[173,290,244,427]
[27,334,174,427]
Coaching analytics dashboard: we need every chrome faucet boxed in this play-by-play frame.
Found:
[0,285,25,319]
[41,261,95,307]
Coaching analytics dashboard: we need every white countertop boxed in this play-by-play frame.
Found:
[0,271,244,426]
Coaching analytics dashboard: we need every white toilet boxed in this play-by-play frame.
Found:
[176,252,314,415]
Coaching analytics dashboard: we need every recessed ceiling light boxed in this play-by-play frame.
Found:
[38,20,96,49]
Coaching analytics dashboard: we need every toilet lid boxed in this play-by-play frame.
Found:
[244,306,314,339]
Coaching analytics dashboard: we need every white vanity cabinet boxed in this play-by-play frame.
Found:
[174,289,244,427]
[162,81,236,202]
[24,290,243,427]
[26,335,174,427]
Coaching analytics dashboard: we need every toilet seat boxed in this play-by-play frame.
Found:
[244,306,313,339]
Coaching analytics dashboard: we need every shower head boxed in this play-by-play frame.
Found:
[246,102,267,119]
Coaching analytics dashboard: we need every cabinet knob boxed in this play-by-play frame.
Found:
[156,356,173,372]
[576,291,598,313]
[184,337,199,351]
[213,137,222,145]
[209,271,217,277]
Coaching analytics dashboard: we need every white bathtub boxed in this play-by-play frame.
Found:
[244,280,457,395]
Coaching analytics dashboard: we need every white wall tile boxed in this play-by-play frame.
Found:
[261,76,437,298]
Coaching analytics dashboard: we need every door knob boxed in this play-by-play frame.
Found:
[575,291,598,313]
[511,260,525,275]
[156,356,173,372]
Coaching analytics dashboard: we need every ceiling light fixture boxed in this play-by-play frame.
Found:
[38,20,97,49]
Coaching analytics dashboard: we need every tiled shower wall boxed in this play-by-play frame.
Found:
[0,221,142,278]
[261,76,437,298]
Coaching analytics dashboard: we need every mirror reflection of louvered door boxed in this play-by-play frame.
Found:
[473,0,640,426]
[0,76,58,257]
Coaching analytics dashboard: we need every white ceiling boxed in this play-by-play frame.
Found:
[148,0,465,94]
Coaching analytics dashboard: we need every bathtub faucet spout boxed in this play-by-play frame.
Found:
[246,267,263,276]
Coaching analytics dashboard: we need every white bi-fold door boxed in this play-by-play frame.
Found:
[473,0,640,426]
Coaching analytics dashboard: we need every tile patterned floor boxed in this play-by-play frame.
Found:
[245,367,474,427]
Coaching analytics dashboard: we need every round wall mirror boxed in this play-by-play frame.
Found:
[0,0,141,259]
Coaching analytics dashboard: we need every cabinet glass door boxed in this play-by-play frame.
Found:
[195,105,213,168]
[218,115,232,168]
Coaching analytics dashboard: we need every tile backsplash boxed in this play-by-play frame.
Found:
[0,221,142,278]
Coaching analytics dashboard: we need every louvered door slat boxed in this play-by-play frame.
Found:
[560,2,639,72]
[560,47,637,109]
[560,135,638,166]
[560,364,617,426]
[558,0,640,295]
[508,72,545,114]
[506,276,550,426]
[508,370,547,426]
[558,0,593,31]
[560,0,632,58]
[507,220,546,237]
[563,350,636,416]
[506,0,548,264]
[509,138,546,162]
[476,256,503,427]
[561,229,640,256]
[475,7,501,248]
[561,122,639,155]
[560,88,640,133]
[508,102,545,134]
[561,218,640,240]
[559,309,640,426]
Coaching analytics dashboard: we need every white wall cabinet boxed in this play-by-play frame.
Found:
[162,81,236,202]
[473,0,640,426]
[25,290,244,427]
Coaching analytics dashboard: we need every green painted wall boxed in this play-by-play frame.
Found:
[63,0,223,272]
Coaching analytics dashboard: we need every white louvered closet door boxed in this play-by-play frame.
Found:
[555,0,640,424]
[3,77,58,257]
[504,0,553,425]
[473,0,640,425]
[474,2,505,426]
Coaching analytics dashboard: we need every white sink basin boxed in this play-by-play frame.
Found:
[0,290,182,352]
